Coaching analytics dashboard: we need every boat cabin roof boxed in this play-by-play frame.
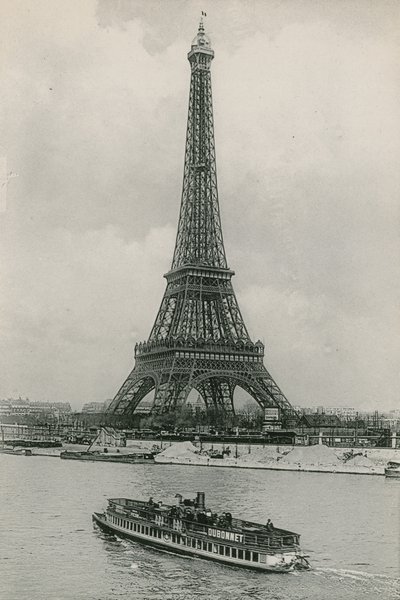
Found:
[106,497,298,540]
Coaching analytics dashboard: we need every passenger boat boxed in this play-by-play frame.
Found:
[60,450,156,463]
[92,492,310,572]
[384,460,400,478]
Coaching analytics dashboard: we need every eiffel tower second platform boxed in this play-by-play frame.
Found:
[108,20,294,419]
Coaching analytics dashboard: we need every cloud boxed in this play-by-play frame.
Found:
[238,283,400,410]
[0,224,175,403]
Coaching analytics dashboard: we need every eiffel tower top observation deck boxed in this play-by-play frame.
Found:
[108,20,294,418]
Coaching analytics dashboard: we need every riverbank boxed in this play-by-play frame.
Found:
[4,439,399,476]
[154,441,400,475]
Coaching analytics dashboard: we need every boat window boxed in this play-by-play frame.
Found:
[150,528,153,536]
[191,539,196,548]
[202,541,207,551]
[232,548,237,558]
[238,549,243,560]
[219,545,224,555]
[252,552,259,562]
[141,525,145,533]
[177,535,180,544]
[213,544,218,553]
[157,530,162,538]
[283,536,293,546]
[145,527,149,535]
[172,534,176,543]
[196,540,201,549]
[225,547,230,557]
[245,550,251,561]
[208,543,212,552]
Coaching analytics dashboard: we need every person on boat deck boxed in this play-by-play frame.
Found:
[148,497,154,506]
[266,519,274,531]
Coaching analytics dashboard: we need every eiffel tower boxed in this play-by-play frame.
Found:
[108,20,294,422]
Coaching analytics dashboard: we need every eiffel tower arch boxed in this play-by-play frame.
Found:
[107,20,295,422]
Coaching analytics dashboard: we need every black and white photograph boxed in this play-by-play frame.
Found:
[1,1,399,599]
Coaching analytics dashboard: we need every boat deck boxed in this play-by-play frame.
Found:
[107,497,299,552]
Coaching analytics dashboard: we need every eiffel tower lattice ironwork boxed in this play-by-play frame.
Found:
[108,20,294,419]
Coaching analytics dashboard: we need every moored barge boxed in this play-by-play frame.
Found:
[60,450,156,464]
[92,492,310,572]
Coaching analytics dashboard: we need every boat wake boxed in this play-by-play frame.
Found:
[315,567,394,581]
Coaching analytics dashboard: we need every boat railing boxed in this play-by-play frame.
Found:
[107,500,299,549]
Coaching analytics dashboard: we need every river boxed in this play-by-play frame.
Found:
[0,454,399,600]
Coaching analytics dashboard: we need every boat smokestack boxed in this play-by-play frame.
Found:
[196,491,205,510]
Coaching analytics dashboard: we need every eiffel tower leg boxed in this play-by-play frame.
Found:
[234,371,292,416]
[196,380,214,411]
[152,377,188,414]
[257,371,294,412]
[108,373,156,415]
[213,379,235,414]
[194,378,234,417]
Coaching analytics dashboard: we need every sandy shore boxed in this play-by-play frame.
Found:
[154,454,385,475]
[153,442,399,476]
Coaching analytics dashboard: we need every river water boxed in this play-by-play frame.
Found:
[0,455,399,600]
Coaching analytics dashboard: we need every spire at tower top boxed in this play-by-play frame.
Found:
[191,13,212,52]
[199,13,205,32]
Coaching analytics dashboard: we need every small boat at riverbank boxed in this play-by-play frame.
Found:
[384,460,400,478]
[92,492,310,572]
[60,450,156,463]
[0,447,33,456]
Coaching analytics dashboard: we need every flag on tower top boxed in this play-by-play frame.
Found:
[202,11,207,16]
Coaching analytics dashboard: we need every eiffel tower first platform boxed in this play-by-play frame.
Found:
[107,20,295,422]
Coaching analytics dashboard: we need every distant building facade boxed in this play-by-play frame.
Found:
[0,398,71,418]
[81,401,109,413]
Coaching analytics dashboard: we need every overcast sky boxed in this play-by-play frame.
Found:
[1,0,399,411]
